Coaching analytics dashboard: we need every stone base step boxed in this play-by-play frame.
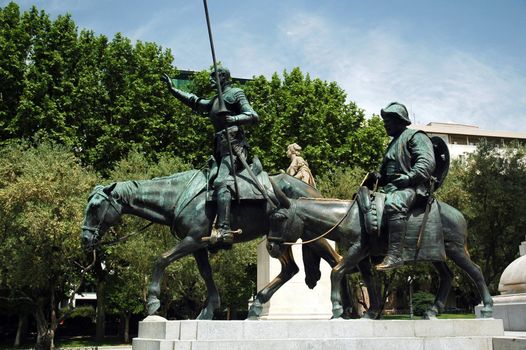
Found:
[134,336,495,350]
[133,317,504,350]
[493,335,526,350]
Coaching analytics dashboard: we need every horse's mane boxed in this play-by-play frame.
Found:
[87,169,200,203]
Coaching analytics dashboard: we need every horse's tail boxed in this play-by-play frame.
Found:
[303,245,322,289]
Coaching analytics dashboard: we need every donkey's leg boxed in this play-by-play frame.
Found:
[306,240,354,318]
[447,245,493,318]
[330,243,368,319]
[423,261,453,319]
[193,248,220,320]
[358,258,382,319]
[147,236,203,315]
[247,246,299,320]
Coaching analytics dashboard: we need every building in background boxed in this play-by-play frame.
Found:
[410,122,526,159]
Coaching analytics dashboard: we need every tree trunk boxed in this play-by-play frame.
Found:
[14,313,28,347]
[123,312,130,343]
[95,278,106,342]
[34,299,54,350]
[35,330,53,350]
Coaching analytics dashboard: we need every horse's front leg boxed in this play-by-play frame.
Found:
[330,243,367,319]
[193,248,220,320]
[247,246,299,320]
[147,236,203,315]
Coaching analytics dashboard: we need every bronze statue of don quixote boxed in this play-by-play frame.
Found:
[81,0,493,321]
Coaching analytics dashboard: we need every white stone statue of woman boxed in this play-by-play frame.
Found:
[286,143,316,188]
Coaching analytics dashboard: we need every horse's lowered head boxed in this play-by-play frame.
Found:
[81,183,123,252]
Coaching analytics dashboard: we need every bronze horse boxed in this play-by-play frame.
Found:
[81,170,375,319]
[267,193,494,319]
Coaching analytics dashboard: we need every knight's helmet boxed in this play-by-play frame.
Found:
[209,66,231,89]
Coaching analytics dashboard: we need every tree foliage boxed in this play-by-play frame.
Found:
[243,70,386,175]
[0,3,386,177]
[0,141,99,349]
[437,141,526,294]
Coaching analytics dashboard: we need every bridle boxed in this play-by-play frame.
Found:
[82,191,122,245]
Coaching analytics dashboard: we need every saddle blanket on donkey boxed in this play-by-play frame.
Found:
[356,186,446,262]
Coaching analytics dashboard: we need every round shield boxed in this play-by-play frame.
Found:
[430,136,450,191]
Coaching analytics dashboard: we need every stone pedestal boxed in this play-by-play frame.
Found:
[476,236,526,331]
[133,317,504,350]
[256,239,332,319]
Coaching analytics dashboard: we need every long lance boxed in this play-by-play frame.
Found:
[203,0,239,203]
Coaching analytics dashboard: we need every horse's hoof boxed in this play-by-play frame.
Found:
[362,310,379,320]
[423,309,438,320]
[331,305,344,319]
[147,299,161,315]
[197,308,214,320]
[247,301,263,320]
[480,307,493,318]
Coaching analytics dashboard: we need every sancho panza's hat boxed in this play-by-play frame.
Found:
[381,102,411,125]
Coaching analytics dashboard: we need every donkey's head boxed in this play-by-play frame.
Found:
[266,203,304,258]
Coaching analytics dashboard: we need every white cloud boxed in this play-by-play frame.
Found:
[51,2,521,132]
[210,11,526,132]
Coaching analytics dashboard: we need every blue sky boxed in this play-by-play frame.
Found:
[5,0,526,131]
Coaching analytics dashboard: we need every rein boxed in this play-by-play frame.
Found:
[271,198,356,246]
[83,190,153,248]
[99,222,154,247]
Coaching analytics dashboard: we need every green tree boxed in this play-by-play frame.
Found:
[0,3,31,140]
[170,67,387,176]
[0,141,99,350]
[437,141,526,294]
[243,68,387,175]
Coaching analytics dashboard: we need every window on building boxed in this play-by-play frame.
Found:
[450,135,468,145]
[467,136,480,146]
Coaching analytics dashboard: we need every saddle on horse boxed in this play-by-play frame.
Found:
[171,156,277,246]
[355,186,446,263]
[205,156,276,203]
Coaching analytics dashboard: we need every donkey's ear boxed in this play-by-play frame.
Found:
[103,183,117,195]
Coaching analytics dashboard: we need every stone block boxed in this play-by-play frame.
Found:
[243,320,289,339]
[138,317,180,340]
[195,320,244,340]
[286,319,334,339]
[132,338,174,350]
[179,320,197,340]
[414,320,455,337]
[353,337,424,350]
[330,319,375,338]
[450,319,504,337]
[189,340,288,350]
[423,337,492,350]
[172,341,191,350]
[133,318,505,350]
[493,336,526,350]
[373,320,416,337]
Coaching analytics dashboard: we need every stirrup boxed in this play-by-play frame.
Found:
[202,226,242,245]
[376,255,403,271]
